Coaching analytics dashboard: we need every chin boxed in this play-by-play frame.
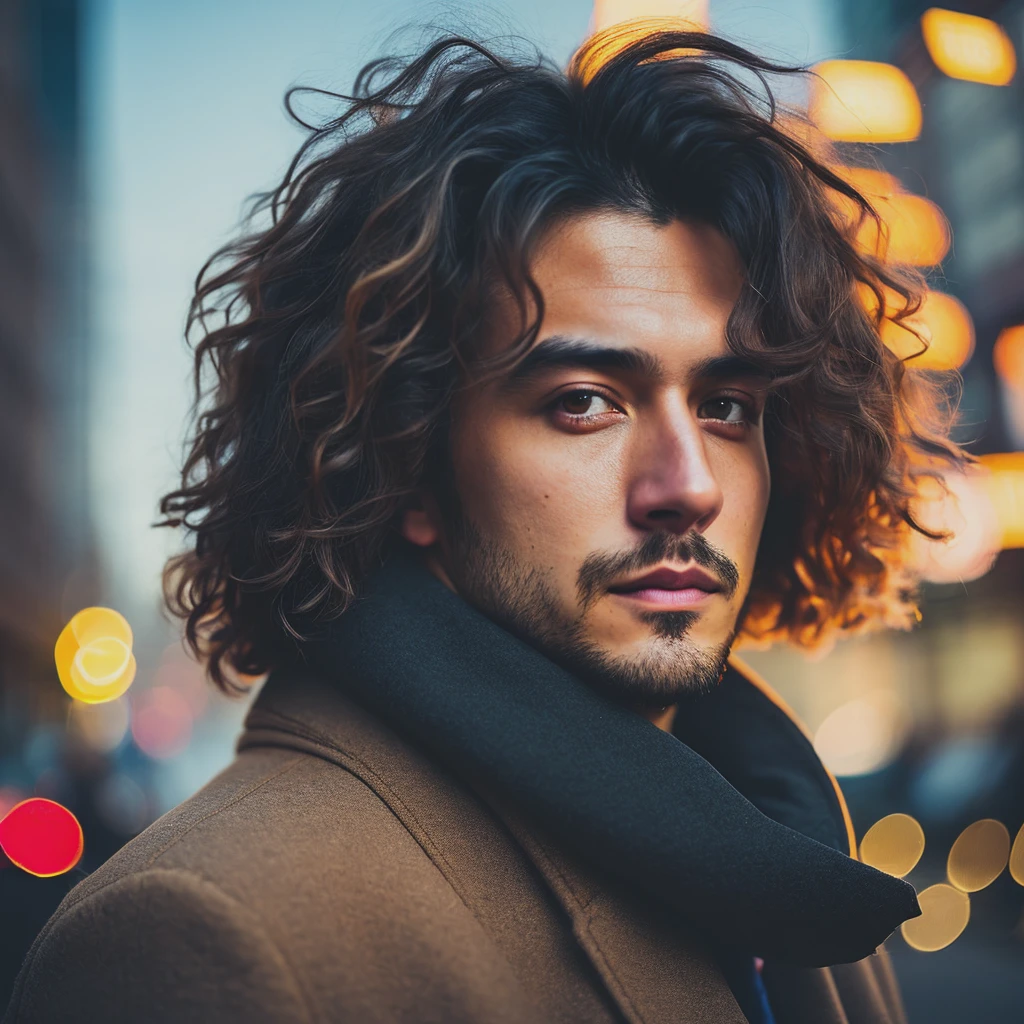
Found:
[550,631,732,707]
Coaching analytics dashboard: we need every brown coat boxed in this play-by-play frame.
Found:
[4,663,906,1024]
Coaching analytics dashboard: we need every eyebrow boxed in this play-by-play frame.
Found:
[497,335,771,392]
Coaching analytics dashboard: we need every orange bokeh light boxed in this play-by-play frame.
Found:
[977,453,1024,549]
[861,193,950,267]
[921,8,1017,86]
[861,285,974,370]
[810,61,922,143]
[0,798,84,877]
[592,0,709,33]
[834,168,950,267]
[994,325,1024,389]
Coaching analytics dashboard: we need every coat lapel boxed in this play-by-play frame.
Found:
[478,788,749,1024]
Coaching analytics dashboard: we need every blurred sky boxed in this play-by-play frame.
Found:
[82,0,841,623]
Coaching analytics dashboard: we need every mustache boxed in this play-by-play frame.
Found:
[576,532,740,610]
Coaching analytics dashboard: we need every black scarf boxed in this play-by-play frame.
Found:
[302,541,919,967]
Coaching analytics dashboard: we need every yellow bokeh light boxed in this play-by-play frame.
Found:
[72,636,131,688]
[1009,822,1024,887]
[55,607,137,704]
[859,813,925,877]
[947,819,1010,891]
[978,453,1024,549]
[901,883,970,951]
[810,61,922,143]
[921,8,1017,87]
[592,0,709,32]
[994,324,1024,389]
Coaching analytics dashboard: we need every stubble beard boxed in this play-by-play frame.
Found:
[442,513,736,709]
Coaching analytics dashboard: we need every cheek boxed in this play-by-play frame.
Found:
[451,415,622,554]
[716,447,770,568]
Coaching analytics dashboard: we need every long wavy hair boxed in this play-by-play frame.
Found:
[160,27,964,692]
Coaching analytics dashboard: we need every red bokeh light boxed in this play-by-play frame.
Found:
[0,797,84,877]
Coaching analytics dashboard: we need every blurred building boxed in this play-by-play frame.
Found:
[839,0,1024,449]
[0,0,96,717]
[0,0,99,1004]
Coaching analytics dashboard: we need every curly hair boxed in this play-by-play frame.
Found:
[160,27,964,692]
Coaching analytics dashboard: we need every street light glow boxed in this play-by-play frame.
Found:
[921,8,1017,86]
[810,61,922,143]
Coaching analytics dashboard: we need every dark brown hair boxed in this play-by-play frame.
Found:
[160,27,963,691]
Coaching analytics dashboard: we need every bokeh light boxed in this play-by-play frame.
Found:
[0,798,84,877]
[813,690,910,776]
[993,325,1024,389]
[901,883,971,951]
[1010,823,1024,887]
[861,285,975,371]
[809,60,922,142]
[131,686,193,760]
[947,818,1011,892]
[832,167,950,266]
[54,606,137,703]
[592,0,709,32]
[978,453,1024,549]
[921,8,1017,87]
[907,468,1001,583]
[863,193,950,267]
[858,813,925,877]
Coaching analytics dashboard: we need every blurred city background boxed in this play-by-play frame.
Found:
[1,0,1023,1019]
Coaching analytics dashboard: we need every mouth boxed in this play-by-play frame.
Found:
[606,564,723,611]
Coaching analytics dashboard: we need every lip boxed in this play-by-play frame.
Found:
[607,565,722,611]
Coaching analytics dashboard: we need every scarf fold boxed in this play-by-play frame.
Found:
[302,541,919,966]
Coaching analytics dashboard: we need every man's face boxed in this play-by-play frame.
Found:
[404,211,771,707]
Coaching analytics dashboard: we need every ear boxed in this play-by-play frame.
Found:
[399,491,443,548]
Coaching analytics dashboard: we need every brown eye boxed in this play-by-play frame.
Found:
[560,391,601,415]
[698,397,748,423]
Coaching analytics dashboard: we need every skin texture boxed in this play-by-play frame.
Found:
[401,211,771,731]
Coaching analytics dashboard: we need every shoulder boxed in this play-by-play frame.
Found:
[4,865,311,1023]
[6,709,533,1022]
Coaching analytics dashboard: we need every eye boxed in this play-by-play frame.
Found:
[554,390,621,418]
[697,396,755,425]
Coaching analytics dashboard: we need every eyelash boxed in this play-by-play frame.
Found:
[548,389,760,430]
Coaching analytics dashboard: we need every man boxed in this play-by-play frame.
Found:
[6,27,960,1024]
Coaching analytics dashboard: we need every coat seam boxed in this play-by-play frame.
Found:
[143,754,306,869]
[509,823,646,1024]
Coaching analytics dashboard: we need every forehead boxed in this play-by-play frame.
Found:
[521,211,745,367]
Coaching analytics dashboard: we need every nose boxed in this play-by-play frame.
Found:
[625,396,724,536]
